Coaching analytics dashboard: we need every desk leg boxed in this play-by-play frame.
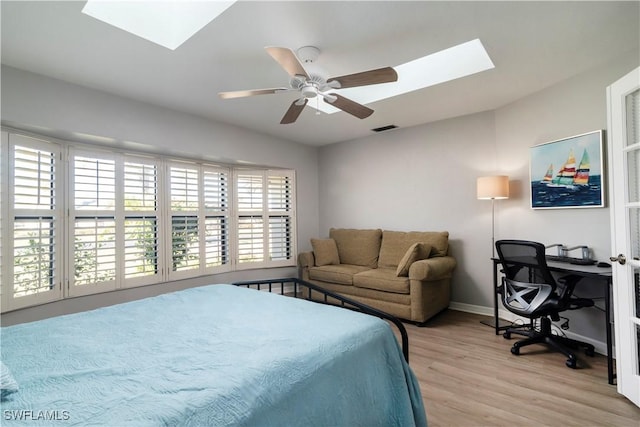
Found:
[480,260,511,333]
[493,261,500,335]
[605,278,616,385]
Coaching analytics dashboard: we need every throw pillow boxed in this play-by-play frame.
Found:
[396,243,433,277]
[396,243,421,277]
[311,238,340,266]
[1,361,18,399]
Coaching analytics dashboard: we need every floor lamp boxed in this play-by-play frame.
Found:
[477,175,509,328]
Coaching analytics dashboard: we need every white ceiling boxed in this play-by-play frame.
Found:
[1,1,639,146]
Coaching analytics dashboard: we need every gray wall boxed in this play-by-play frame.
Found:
[1,65,320,324]
[314,51,639,347]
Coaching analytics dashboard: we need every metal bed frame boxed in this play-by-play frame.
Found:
[232,277,410,363]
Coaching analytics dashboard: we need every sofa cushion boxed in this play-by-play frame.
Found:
[329,228,382,268]
[353,268,410,294]
[308,264,370,285]
[311,238,340,266]
[378,231,449,267]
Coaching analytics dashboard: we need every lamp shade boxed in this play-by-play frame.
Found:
[477,175,509,200]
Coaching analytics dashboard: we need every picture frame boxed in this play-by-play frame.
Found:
[530,130,605,209]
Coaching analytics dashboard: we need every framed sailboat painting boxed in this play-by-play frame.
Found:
[530,130,605,209]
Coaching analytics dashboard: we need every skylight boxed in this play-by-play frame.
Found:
[82,1,236,50]
[316,39,495,114]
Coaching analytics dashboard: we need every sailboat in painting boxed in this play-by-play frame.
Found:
[541,164,554,184]
[545,149,590,188]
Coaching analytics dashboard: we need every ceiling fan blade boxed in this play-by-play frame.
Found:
[218,88,290,99]
[265,47,309,79]
[280,99,308,124]
[327,67,398,89]
[323,93,373,119]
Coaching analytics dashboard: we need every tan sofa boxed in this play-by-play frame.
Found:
[298,228,457,324]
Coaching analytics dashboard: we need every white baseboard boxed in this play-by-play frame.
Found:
[448,302,609,357]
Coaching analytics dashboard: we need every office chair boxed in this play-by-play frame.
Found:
[495,239,595,368]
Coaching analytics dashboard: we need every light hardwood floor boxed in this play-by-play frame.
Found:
[402,310,640,426]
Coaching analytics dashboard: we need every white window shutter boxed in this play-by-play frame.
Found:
[7,135,63,309]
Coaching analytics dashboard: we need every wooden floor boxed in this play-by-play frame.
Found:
[401,310,640,426]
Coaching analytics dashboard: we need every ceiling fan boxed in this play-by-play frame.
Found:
[218,46,398,124]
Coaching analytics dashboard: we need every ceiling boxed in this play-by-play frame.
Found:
[1,1,639,147]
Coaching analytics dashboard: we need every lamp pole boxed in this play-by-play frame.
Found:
[477,175,509,329]
[491,197,496,258]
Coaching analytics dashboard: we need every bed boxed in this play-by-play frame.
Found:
[0,278,426,426]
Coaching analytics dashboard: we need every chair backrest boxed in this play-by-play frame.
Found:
[495,240,557,317]
[495,240,557,290]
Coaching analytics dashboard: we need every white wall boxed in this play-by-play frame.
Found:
[317,110,497,309]
[494,50,640,340]
[315,51,639,344]
[1,65,320,324]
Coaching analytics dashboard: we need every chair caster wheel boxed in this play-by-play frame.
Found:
[585,348,595,357]
[566,358,577,369]
[503,332,511,339]
[510,346,520,355]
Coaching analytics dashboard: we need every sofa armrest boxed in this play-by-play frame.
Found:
[298,251,315,268]
[409,256,456,281]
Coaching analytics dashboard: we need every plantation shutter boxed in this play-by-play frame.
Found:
[235,170,296,269]
[203,167,229,269]
[6,134,63,310]
[0,129,297,313]
[168,162,231,280]
[169,163,200,278]
[123,157,161,286]
[69,150,117,296]
[237,172,264,265]
[268,173,294,262]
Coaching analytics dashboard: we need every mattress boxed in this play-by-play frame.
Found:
[1,284,426,426]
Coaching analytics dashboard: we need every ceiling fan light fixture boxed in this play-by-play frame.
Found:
[301,85,318,98]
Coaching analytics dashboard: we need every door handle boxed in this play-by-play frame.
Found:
[609,254,627,265]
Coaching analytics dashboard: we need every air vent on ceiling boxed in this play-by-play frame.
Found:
[371,124,398,133]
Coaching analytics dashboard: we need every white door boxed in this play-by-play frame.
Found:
[607,66,640,407]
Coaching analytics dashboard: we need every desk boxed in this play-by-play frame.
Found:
[491,258,615,385]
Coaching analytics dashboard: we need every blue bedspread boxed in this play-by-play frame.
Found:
[1,285,426,426]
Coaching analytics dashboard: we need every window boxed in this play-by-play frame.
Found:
[3,134,63,310]
[0,131,296,312]
[69,151,163,295]
[168,162,230,280]
[235,170,295,269]
[70,151,117,295]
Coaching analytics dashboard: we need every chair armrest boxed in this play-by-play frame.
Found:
[298,251,315,268]
[409,256,456,281]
